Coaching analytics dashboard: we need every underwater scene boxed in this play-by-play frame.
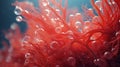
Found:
[0,0,120,67]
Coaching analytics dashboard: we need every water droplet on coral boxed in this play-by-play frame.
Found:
[67,57,76,66]
[25,53,31,58]
[16,16,23,22]
[14,6,22,15]
[50,41,59,49]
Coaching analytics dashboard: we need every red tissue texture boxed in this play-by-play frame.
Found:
[0,0,120,67]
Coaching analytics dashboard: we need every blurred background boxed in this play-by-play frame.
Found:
[0,0,91,48]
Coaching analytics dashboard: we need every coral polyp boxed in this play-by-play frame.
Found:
[0,0,120,67]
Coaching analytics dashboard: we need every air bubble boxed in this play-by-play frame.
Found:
[55,9,60,14]
[92,16,99,22]
[75,21,81,28]
[67,57,76,66]
[21,35,30,46]
[104,51,111,59]
[34,38,44,44]
[115,31,120,36]
[16,16,23,22]
[69,14,74,19]
[56,9,60,12]
[94,58,101,65]
[50,41,59,49]
[25,53,31,58]
[10,23,17,30]
[75,13,81,16]
[24,59,29,65]
[95,0,101,8]
[94,58,107,67]
[66,30,74,39]
[45,9,50,16]
[14,6,22,15]
[55,27,62,33]
[42,1,49,6]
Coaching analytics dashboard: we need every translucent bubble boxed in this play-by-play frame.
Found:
[104,51,110,57]
[21,35,30,46]
[75,21,81,28]
[75,13,81,16]
[45,9,50,16]
[55,9,60,14]
[67,57,76,66]
[56,9,60,12]
[66,30,74,39]
[16,16,23,22]
[69,14,74,19]
[92,16,99,22]
[14,6,22,15]
[94,58,107,67]
[94,58,101,65]
[115,31,120,36]
[25,53,31,58]
[42,1,49,6]
[55,27,62,33]
[51,18,56,24]
[24,59,29,65]
[95,0,101,8]
[50,41,59,49]
[10,23,17,30]
[34,38,44,44]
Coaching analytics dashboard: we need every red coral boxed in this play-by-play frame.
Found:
[0,0,120,67]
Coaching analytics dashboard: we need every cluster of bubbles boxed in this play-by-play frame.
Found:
[14,6,23,22]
